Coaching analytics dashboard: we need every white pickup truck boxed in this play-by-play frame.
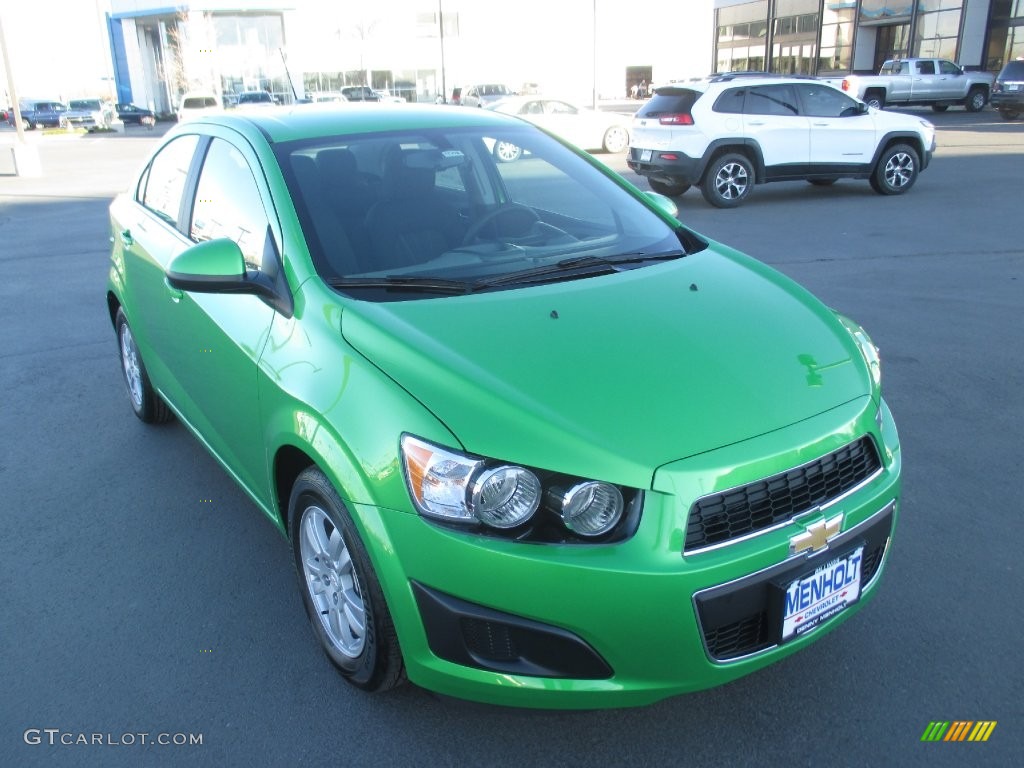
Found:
[829,58,994,113]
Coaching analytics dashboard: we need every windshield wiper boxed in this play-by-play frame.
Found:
[470,250,686,290]
[327,275,471,295]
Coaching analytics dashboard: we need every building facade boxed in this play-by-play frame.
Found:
[713,0,1024,77]
[103,1,715,117]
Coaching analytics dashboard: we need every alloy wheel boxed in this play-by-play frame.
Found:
[299,505,367,658]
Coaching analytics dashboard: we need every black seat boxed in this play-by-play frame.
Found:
[290,154,360,276]
[316,147,379,262]
[362,146,464,271]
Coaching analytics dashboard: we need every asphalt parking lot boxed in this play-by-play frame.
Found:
[1,109,1021,767]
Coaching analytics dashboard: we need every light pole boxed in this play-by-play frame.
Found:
[592,0,597,109]
[439,1,447,103]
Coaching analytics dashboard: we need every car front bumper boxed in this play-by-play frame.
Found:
[362,396,901,708]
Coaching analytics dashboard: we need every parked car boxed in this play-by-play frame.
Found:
[486,96,630,159]
[628,76,936,207]
[236,90,277,109]
[107,104,900,708]
[177,91,223,122]
[990,59,1024,120]
[115,103,156,127]
[69,98,115,129]
[14,100,96,130]
[303,92,348,104]
[831,58,994,112]
[460,83,512,107]
[374,90,406,104]
[341,86,380,102]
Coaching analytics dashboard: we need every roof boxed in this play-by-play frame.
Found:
[179,103,524,144]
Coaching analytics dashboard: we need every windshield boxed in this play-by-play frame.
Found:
[276,125,695,299]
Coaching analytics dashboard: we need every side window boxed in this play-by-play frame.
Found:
[939,60,960,75]
[798,84,858,118]
[139,134,200,228]
[745,85,799,116]
[545,101,577,115]
[190,138,272,272]
[916,61,936,75]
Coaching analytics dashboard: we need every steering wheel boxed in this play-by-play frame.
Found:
[462,203,541,246]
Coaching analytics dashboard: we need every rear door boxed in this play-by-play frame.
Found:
[742,84,809,176]
[911,59,939,100]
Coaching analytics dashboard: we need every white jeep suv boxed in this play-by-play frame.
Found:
[628,75,936,208]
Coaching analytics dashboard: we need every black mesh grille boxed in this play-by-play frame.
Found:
[704,612,772,660]
[686,437,881,552]
[460,618,518,662]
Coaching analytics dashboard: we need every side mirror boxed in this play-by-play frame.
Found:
[644,191,679,219]
[166,238,247,292]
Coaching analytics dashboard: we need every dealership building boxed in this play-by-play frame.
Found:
[102,1,1022,117]
[713,0,1024,77]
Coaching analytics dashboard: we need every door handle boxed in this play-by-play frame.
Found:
[747,120,765,126]
[163,277,183,303]
[812,122,830,126]
[120,229,133,247]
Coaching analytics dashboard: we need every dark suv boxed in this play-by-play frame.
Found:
[990,60,1024,120]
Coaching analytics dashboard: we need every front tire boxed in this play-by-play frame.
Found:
[870,143,919,195]
[115,308,172,424]
[965,87,987,113]
[998,108,1021,121]
[701,153,753,208]
[290,467,404,692]
[648,178,689,197]
[601,125,629,153]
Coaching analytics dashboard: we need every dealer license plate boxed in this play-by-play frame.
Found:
[781,546,864,641]
[640,149,652,162]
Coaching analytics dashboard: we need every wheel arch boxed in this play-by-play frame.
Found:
[106,290,122,328]
[870,132,927,170]
[698,139,765,184]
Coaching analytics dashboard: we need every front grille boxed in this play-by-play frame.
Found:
[694,503,894,662]
[685,436,881,552]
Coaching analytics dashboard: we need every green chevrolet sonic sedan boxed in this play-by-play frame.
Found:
[106,104,900,708]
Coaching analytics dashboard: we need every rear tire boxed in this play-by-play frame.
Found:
[863,91,885,110]
[931,104,949,113]
[115,308,172,424]
[998,108,1020,121]
[870,143,919,196]
[965,87,986,113]
[648,179,689,197]
[701,153,754,208]
[290,467,405,692]
[601,126,629,153]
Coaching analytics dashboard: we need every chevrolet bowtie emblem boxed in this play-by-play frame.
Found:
[790,513,843,555]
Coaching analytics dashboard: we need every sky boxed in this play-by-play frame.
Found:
[0,0,115,102]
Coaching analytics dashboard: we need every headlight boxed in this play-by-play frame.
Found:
[402,435,540,528]
[400,435,637,540]
[836,313,881,389]
[553,481,624,537]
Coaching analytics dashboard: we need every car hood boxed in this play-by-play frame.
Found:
[340,248,871,489]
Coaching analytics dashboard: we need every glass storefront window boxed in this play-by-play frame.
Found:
[913,8,962,60]
[860,1,914,22]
